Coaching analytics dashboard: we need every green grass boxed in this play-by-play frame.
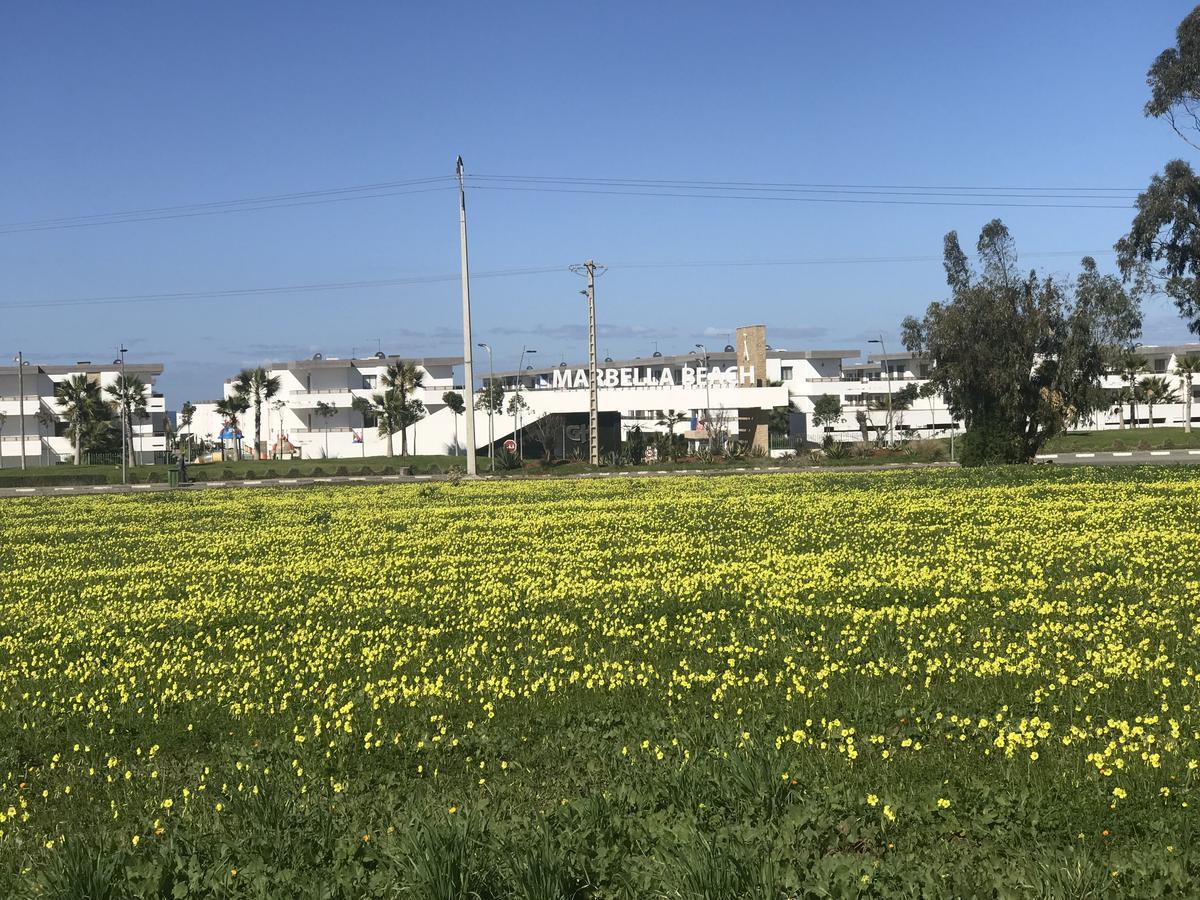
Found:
[3,467,1199,896]
[0,454,468,486]
[1042,426,1200,453]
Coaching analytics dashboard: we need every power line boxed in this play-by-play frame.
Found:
[615,249,1115,270]
[1,250,1117,311]
[0,266,565,310]
[1,171,1144,237]
[470,173,1142,193]
[0,179,455,235]
[468,183,1134,210]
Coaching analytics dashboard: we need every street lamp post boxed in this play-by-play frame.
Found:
[868,336,893,447]
[515,347,536,460]
[477,342,495,472]
[694,343,712,451]
[14,352,26,471]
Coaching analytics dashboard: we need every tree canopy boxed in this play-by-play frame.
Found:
[1116,5,1200,335]
[903,220,1141,464]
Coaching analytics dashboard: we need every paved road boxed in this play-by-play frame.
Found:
[0,462,961,498]
[1035,449,1200,466]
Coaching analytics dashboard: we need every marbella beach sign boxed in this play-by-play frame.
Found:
[547,365,755,390]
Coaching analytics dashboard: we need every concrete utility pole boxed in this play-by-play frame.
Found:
[15,352,26,470]
[119,345,128,483]
[477,342,495,472]
[456,156,478,476]
[570,260,605,465]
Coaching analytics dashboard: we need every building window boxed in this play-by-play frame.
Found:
[780,366,793,381]
[1155,358,1168,373]
[363,375,377,389]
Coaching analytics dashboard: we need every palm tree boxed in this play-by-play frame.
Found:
[105,374,148,467]
[1119,351,1147,426]
[352,393,404,457]
[35,407,54,465]
[1112,386,1132,429]
[382,362,425,455]
[314,400,337,458]
[179,401,196,460]
[1137,376,1179,428]
[1175,354,1200,434]
[442,390,465,454]
[55,375,107,465]
[215,395,250,460]
[232,368,281,461]
[655,410,688,461]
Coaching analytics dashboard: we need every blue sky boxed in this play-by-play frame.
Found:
[2,1,1197,403]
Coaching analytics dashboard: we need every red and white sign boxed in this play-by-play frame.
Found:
[503,438,517,453]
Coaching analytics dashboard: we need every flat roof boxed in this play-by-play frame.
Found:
[38,363,165,376]
[268,355,462,371]
[1136,343,1200,356]
[768,348,860,360]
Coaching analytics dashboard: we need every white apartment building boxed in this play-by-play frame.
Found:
[0,360,168,467]
[1092,344,1200,429]
[499,341,959,455]
[179,335,1200,463]
[188,354,469,460]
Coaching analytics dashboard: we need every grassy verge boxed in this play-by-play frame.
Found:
[0,455,468,487]
[1042,426,1200,453]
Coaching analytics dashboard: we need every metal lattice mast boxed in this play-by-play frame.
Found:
[571,260,606,465]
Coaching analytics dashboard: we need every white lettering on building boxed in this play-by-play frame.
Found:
[541,365,753,389]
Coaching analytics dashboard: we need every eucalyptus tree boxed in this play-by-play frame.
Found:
[1116,6,1200,338]
[903,223,1141,464]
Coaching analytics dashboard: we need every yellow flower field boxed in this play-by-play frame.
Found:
[0,467,1198,897]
